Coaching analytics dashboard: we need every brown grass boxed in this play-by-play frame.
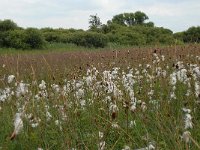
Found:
[0,44,200,80]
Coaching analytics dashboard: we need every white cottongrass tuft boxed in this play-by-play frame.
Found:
[182,131,191,143]
[184,113,193,129]
[16,81,29,98]
[98,141,106,150]
[135,143,155,150]
[14,113,23,134]
[98,131,105,150]
[8,75,15,84]
[10,113,23,140]
[39,80,46,90]
[183,108,193,129]
[51,84,60,93]
[122,145,131,150]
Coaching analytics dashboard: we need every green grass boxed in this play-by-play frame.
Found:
[0,42,190,55]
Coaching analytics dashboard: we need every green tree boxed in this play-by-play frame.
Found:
[5,30,28,49]
[70,32,108,48]
[24,28,45,49]
[183,26,200,43]
[0,19,18,31]
[112,14,126,26]
[124,13,135,26]
[145,21,154,27]
[89,14,102,30]
[134,11,149,24]
[111,11,149,26]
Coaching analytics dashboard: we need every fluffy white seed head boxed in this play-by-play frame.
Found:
[8,75,15,84]
[14,113,23,135]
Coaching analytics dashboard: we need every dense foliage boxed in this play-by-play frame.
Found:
[0,11,199,49]
[0,21,45,49]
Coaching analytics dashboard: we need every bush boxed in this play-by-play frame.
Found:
[106,26,147,46]
[183,26,200,43]
[69,32,108,48]
[23,28,45,49]
[43,32,62,43]
[0,31,8,47]
[4,30,28,49]
[0,19,18,31]
[0,28,45,49]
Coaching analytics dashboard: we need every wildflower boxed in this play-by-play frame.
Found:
[182,108,191,113]
[75,88,84,99]
[31,123,39,128]
[130,104,136,112]
[80,99,86,107]
[46,111,52,121]
[98,141,105,150]
[193,67,200,78]
[135,142,155,150]
[16,81,29,98]
[161,55,165,61]
[170,73,177,85]
[176,69,187,82]
[39,80,46,90]
[55,120,62,131]
[76,81,83,89]
[10,113,23,140]
[184,113,193,129]
[170,92,176,100]
[182,131,191,143]
[162,70,167,77]
[122,145,131,150]
[51,84,60,93]
[8,75,15,84]
[111,122,120,129]
[109,103,119,120]
[129,120,136,127]
[195,81,200,98]
[0,93,7,102]
[141,102,147,112]
[99,131,104,140]
[85,75,92,86]
[98,131,105,150]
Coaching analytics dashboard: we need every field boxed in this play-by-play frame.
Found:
[0,44,200,149]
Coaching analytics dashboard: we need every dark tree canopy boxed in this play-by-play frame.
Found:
[134,11,149,24]
[89,14,102,29]
[183,26,200,43]
[111,11,149,26]
[0,19,18,31]
[0,11,199,50]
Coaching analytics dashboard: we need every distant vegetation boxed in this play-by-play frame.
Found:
[0,11,200,50]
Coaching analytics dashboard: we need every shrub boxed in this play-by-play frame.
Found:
[183,26,200,43]
[70,32,108,48]
[106,26,147,46]
[0,19,18,32]
[23,28,45,49]
[4,30,28,49]
[43,32,62,43]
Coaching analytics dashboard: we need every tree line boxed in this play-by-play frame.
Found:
[0,11,199,49]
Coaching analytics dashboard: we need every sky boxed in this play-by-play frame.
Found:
[0,0,199,33]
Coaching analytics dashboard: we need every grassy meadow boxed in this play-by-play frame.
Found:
[0,44,200,149]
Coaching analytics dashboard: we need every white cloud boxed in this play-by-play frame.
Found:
[0,0,199,32]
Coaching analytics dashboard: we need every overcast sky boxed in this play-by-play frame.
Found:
[0,0,199,32]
